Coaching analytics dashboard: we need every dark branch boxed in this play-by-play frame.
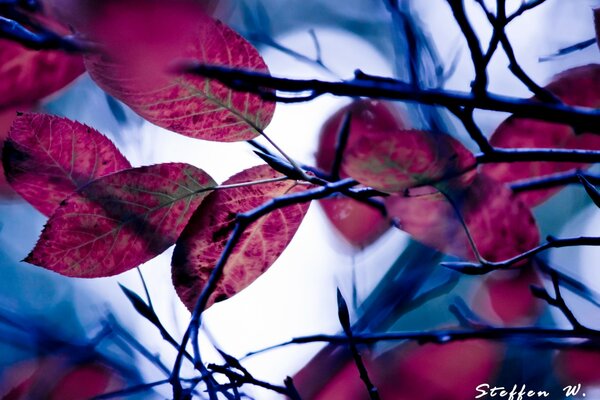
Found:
[442,236,600,274]
[477,148,600,164]
[208,364,298,398]
[507,0,548,23]
[172,179,359,398]
[446,0,488,95]
[337,289,380,400]
[531,270,587,331]
[539,38,597,62]
[178,64,600,132]
[246,326,600,358]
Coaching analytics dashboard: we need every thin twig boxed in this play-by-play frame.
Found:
[531,270,587,330]
[446,0,488,95]
[337,289,380,400]
[448,105,493,153]
[244,326,600,358]
[442,236,600,274]
[539,38,596,62]
[330,111,352,180]
[475,0,560,103]
[506,0,548,24]
[208,364,296,397]
[477,148,600,164]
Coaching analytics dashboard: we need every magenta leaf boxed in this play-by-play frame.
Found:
[315,100,405,247]
[84,5,275,142]
[344,130,476,193]
[472,266,542,326]
[172,164,310,310]
[482,64,600,207]
[3,113,131,216]
[315,99,408,175]
[319,198,390,248]
[26,163,216,277]
[0,39,84,110]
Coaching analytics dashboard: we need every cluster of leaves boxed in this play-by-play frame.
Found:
[1,0,600,398]
[2,0,310,314]
[316,63,600,263]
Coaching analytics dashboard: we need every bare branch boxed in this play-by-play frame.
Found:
[177,64,600,132]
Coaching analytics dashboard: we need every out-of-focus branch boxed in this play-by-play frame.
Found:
[0,11,81,51]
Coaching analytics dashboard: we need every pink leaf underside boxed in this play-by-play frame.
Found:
[0,39,84,110]
[343,130,476,193]
[3,113,131,216]
[386,174,539,262]
[83,4,275,142]
[481,64,600,207]
[172,164,310,310]
[26,163,216,277]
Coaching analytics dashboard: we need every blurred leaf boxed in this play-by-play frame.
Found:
[105,95,128,125]
[471,266,543,326]
[344,130,476,193]
[0,39,84,110]
[555,347,600,386]
[316,100,402,247]
[0,357,123,400]
[482,64,600,207]
[320,197,390,248]
[386,174,539,262]
[302,340,503,400]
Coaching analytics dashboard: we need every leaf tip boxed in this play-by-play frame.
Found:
[336,288,351,330]
[577,174,600,208]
